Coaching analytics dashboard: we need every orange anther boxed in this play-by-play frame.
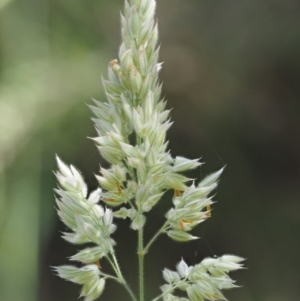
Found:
[179,220,184,230]
[103,197,116,202]
[110,59,118,67]
[206,204,211,217]
[95,260,102,269]
[174,189,182,196]
[116,182,122,194]
[179,219,192,230]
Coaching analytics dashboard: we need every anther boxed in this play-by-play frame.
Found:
[206,204,211,217]
[104,197,116,202]
[179,219,192,230]
[110,59,118,67]
[95,260,102,269]
[174,189,182,196]
[116,182,123,194]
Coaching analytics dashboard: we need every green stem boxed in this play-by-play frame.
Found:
[111,252,122,278]
[150,284,177,301]
[99,272,120,282]
[144,222,169,254]
[127,198,136,210]
[107,253,138,301]
[124,282,139,301]
[138,227,144,301]
[106,255,120,278]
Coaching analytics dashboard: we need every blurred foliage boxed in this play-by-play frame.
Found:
[0,0,299,301]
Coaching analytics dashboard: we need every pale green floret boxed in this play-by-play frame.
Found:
[167,230,198,242]
[198,167,225,188]
[56,155,73,177]
[172,156,202,173]
[54,265,100,285]
[61,232,91,244]
[70,246,106,264]
[176,259,192,278]
[80,278,106,301]
[141,191,164,212]
[95,175,116,191]
[221,255,245,263]
[163,173,190,191]
[113,206,129,219]
[162,269,180,284]
[131,213,146,230]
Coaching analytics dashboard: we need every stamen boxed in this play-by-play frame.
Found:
[206,204,211,217]
[116,182,123,194]
[179,219,184,230]
[103,197,116,202]
[179,219,193,230]
[174,189,182,196]
[110,59,118,67]
[95,260,102,269]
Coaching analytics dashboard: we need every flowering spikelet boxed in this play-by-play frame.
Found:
[161,256,245,301]
[54,156,114,300]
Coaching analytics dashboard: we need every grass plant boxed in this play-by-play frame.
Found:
[53,0,244,300]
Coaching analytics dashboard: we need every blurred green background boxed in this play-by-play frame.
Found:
[0,0,299,300]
